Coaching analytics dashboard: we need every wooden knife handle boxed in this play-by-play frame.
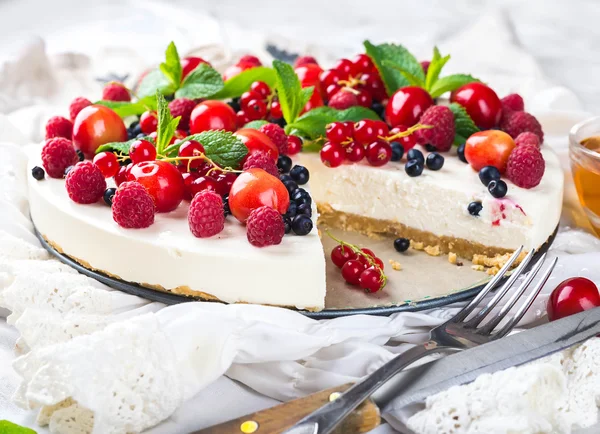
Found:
[191,383,381,434]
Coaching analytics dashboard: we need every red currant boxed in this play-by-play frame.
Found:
[190,100,237,134]
[190,175,219,197]
[326,122,353,144]
[385,86,434,127]
[270,100,282,119]
[331,245,358,268]
[356,89,373,108]
[359,267,385,293]
[334,58,358,80]
[320,69,342,94]
[195,161,213,177]
[181,56,210,79]
[320,142,344,168]
[139,111,158,135]
[352,54,375,74]
[236,110,251,128]
[92,151,119,178]
[129,139,157,164]
[345,142,365,162]
[215,172,238,196]
[182,171,197,200]
[240,91,263,108]
[366,141,392,166]
[450,83,502,130]
[127,160,184,212]
[342,260,367,285]
[245,99,268,120]
[360,73,386,102]
[250,81,271,99]
[389,126,418,151]
[287,135,303,155]
[325,84,342,101]
[114,163,132,186]
[358,248,376,264]
[353,119,385,145]
[178,140,206,171]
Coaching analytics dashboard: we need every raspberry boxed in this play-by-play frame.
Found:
[188,190,225,238]
[102,82,131,102]
[294,56,319,68]
[259,123,288,154]
[415,105,455,152]
[168,98,196,131]
[112,181,155,228]
[243,151,279,177]
[500,111,544,142]
[65,161,107,204]
[501,93,525,113]
[238,55,262,66]
[69,97,92,121]
[514,132,541,148]
[328,90,358,110]
[41,137,78,178]
[506,144,545,189]
[45,116,73,140]
[246,206,285,247]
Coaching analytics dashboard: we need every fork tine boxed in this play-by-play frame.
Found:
[452,246,524,323]
[464,249,536,328]
[493,256,558,339]
[477,252,547,335]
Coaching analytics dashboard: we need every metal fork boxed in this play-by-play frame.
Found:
[285,246,558,434]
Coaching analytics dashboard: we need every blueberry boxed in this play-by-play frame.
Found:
[424,144,437,152]
[426,152,444,171]
[223,196,231,217]
[280,174,293,183]
[273,117,287,128]
[297,202,312,217]
[405,160,424,177]
[468,201,483,216]
[228,98,241,112]
[390,142,404,162]
[284,180,298,193]
[371,101,385,118]
[292,188,310,202]
[132,123,143,136]
[31,166,45,180]
[103,188,116,206]
[136,133,146,139]
[488,179,508,198]
[290,165,309,185]
[457,143,467,163]
[295,196,312,207]
[283,216,292,234]
[407,149,424,165]
[479,166,501,186]
[285,201,297,218]
[394,237,410,253]
[64,166,74,176]
[76,149,85,162]
[292,214,313,235]
[277,155,293,174]
[129,120,139,130]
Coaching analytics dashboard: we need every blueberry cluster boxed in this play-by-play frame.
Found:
[279,160,313,236]
[479,166,508,198]
[127,120,143,140]
[401,148,445,177]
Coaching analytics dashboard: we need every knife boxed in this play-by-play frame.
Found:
[194,307,600,434]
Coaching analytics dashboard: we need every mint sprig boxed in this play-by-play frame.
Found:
[273,60,313,125]
[94,96,158,118]
[212,66,276,99]
[243,120,269,130]
[95,137,151,155]
[156,92,181,155]
[449,102,479,145]
[175,64,224,99]
[0,420,38,433]
[163,131,247,169]
[429,74,481,99]
[286,106,380,140]
[160,42,183,90]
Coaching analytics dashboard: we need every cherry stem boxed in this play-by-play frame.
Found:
[383,123,432,142]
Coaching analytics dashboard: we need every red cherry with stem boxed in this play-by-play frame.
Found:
[139,111,158,135]
[114,163,132,186]
[92,152,119,178]
[320,142,344,168]
[178,140,206,171]
[345,142,365,162]
[181,56,210,79]
[250,81,271,99]
[385,86,434,127]
[190,100,237,134]
[228,168,290,222]
[270,100,282,119]
[359,267,385,293]
[196,161,213,177]
[235,128,279,163]
[450,83,502,130]
[334,58,357,80]
[296,64,324,89]
[240,91,263,109]
[73,105,127,158]
[287,135,303,155]
[189,175,219,197]
[215,172,238,196]
[352,54,375,73]
[127,160,184,212]
[356,89,373,108]
[547,277,600,321]
[331,245,358,268]
[389,125,418,151]
[182,172,197,200]
[129,139,157,164]
[326,122,353,144]
[245,99,268,120]
[366,141,392,166]
[342,260,367,285]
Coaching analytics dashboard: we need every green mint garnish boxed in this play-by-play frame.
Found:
[429,73,481,99]
[163,131,247,169]
[137,69,176,99]
[0,420,37,433]
[286,106,380,140]
[159,41,183,90]
[175,64,224,99]
[364,41,424,94]
[243,120,269,130]
[212,66,276,100]
[272,60,313,125]
[155,92,181,155]
[94,96,158,118]
[449,102,479,145]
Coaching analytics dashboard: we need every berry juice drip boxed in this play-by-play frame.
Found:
[572,136,600,236]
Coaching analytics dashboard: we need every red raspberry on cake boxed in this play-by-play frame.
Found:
[246,205,285,247]
[501,93,525,114]
[168,98,196,131]
[259,123,288,155]
[69,97,92,121]
[102,82,131,102]
[415,105,455,152]
[45,116,73,140]
[329,90,358,109]
[41,137,78,178]
[294,56,319,68]
[188,190,225,238]
[515,132,541,148]
[500,111,544,142]
[112,181,155,228]
[243,151,279,177]
[506,144,545,189]
[65,161,107,204]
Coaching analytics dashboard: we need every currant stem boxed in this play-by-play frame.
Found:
[383,123,432,142]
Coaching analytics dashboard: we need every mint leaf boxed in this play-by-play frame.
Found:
[449,102,479,145]
[159,42,182,89]
[273,60,305,124]
[95,136,154,155]
[155,93,181,155]
[430,74,480,99]
[286,106,380,139]
[95,96,157,118]
[0,420,37,433]
[243,120,269,129]
[165,131,248,168]
[364,41,424,94]
[425,47,451,91]
[175,64,224,99]
[137,69,176,98]
[382,61,424,87]
[211,67,276,99]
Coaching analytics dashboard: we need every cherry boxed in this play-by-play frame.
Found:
[250,81,271,99]
[450,83,502,130]
[301,91,324,115]
[222,61,255,81]
[352,54,375,74]
[359,73,386,102]
[245,99,268,120]
[320,69,342,95]
[547,277,600,321]
[190,100,237,134]
[356,89,373,108]
[270,100,282,119]
[182,172,197,200]
[320,142,345,168]
[127,160,184,212]
[177,140,206,170]
[129,139,157,164]
[215,172,238,196]
[326,122,353,144]
[389,125,417,151]
[366,141,392,166]
[359,267,385,293]
[325,84,342,100]
[181,56,210,79]
[385,86,434,127]
[73,105,127,158]
[464,130,516,173]
[296,63,325,102]
[114,163,132,186]
[139,111,158,135]
[235,128,279,163]
[345,142,365,162]
[287,135,303,155]
[354,119,389,145]
[236,110,251,128]
[333,58,357,80]
[228,168,290,222]
[240,91,263,109]
[92,152,119,178]
[189,175,219,197]
[342,259,367,285]
[331,245,358,268]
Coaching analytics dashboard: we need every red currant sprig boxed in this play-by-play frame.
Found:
[237,81,282,127]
